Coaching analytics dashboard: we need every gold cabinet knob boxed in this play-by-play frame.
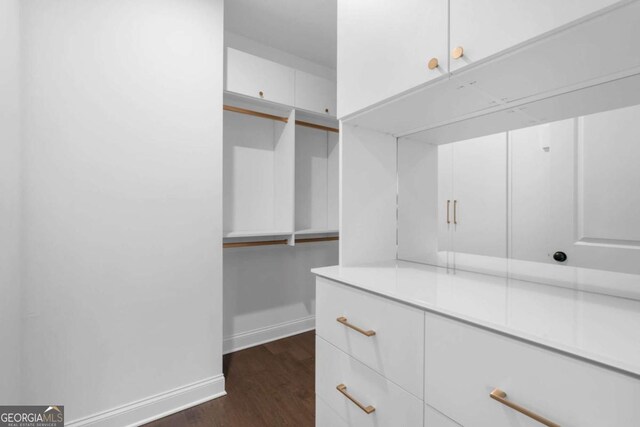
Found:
[259,90,264,98]
[452,46,464,59]
[428,57,439,70]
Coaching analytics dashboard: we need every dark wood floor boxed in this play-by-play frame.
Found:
[145,331,316,427]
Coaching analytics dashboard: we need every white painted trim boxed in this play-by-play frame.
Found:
[224,316,316,354]
[66,375,226,427]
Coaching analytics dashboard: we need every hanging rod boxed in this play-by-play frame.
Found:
[223,235,338,248]
[223,105,289,123]
[296,236,339,244]
[295,120,339,133]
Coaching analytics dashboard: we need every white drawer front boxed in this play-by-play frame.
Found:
[317,395,348,427]
[294,71,336,116]
[425,404,461,427]
[316,277,424,398]
[316,336,423,427]
[225,47,295,106]
[425,312,640,427]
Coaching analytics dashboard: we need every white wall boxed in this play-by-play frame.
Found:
[340,124,397,265]
[0,0,22,405]
[225,31,336,81]
[19,0,225,424]
[223,242,337,353]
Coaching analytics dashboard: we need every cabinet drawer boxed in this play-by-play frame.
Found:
[425,312,640,427]
[316,277,424,398]
[316,336,423,427]
[425,404,461,427]
[295,71,336,116]
[317,395,348,427]
[225,48,294,106]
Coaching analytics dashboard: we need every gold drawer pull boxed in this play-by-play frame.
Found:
[453,200,458,225]
[336,384,375,414]
[490,388,560,427]
[336,317,376,337]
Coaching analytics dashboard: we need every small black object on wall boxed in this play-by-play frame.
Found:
[553,251,568,262]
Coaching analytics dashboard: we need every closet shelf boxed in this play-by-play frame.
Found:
[224,230,292,239]
[223,235,338,249]
[295,228,339,236]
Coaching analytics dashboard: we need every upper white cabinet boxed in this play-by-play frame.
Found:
[295,71,336,116]
[226,48,295,106]
[337,0,448,118]
[338,0,640,137]
[226,48,337,117]
[449,0,618,71]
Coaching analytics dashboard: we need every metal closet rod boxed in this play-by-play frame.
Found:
[222,104,339,133]
[223,236,339,248]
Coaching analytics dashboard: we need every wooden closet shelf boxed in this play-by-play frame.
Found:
[223,105,289,123]
[223,236,338,248]
[295,120,339,133]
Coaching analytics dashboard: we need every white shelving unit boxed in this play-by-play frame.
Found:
[294,117,339,237]
[223,98,296,243]
[222,95,338,246]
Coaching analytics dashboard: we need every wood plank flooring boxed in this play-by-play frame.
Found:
[144,331,316,427]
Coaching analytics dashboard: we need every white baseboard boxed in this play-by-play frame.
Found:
[224,316,315,354]
[66,375,226,427]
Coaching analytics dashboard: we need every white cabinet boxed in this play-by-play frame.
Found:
[317,396,348,427]
[226,48,337,117]
[316,336,424,427]
[316,277,424,398]
[315,274,640,427]
[337,0,448,118]
[295,71,336,116]
[424,312,640,427]
[425,405,461,427]
[226,48,295,106]
[449,0,618,71]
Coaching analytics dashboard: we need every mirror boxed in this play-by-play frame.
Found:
[398,103,640,296]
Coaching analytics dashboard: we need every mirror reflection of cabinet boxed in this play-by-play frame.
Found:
[399,103,640,286]
[398,133,507,271]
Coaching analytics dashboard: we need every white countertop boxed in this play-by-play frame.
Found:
[312,260,640,378]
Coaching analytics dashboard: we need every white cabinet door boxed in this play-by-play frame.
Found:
[449,0,618,71]
[337,0,448,117]
[316,277,425,399]
[316,336,424,427]
[225,48,295,106]
[451,133,508,271]
[295,71,336,116]
[317,396,348,427]
[425,312,640,427]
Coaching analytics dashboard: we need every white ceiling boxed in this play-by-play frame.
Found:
[225,0,337,70]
